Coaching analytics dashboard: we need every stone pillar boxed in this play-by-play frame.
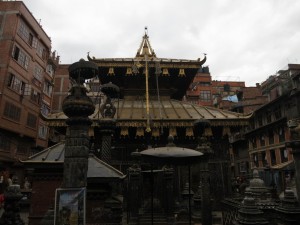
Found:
[98,119,116,164]
[162,166,174,217]
[127,165,141,219]
[196,137,213,225]
[62,59,97,188]
[194,119,213,225]
[192,183,202,223]
[98,83,119,164]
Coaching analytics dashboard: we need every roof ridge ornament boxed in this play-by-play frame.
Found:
[135,27,157,60]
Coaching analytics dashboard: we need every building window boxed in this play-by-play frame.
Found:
[239,161,247,173]
[266,110,272,123]
[0,135,10,151]
[199,82,210,86]
[252,153,259,167]
[46,64,54,77]
[278,127,285,143]
[18,20,31,45]
[30,89,41,104]
[3,102,21,121]
[12,45,29,69]
[200,90,211,102]
[43,80,53,96]
[37,42,48,60]
[274,105,282,120]
[258,115,263,127]
[26,113,37,129]
[249,137,257,149]
[17,143,28,154]
[261,152,268,167]
[280,147,288,163]
[268,130,274,145]
[38,124,48,139]
[33,64,43,82]
[260,135,265,146]
[270,149,276,166]
[224,84,231,92]
[7,74,25,95]
[41,103,50,116]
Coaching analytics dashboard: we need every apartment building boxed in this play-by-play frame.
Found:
[0,1,58,172]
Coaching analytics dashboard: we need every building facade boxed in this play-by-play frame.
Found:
[0,1,58,176]
[245,64,300,192]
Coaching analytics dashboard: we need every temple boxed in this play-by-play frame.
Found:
[26,29,251,225]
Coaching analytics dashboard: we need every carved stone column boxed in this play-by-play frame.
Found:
[194,118,213,225]
[62,59,97,188]
[127,165,142,219]
[98,83,119,164]
[162,166,174,217]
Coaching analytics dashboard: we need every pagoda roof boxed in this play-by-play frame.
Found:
[21,141,124,180]
[87,29,207,100]
[45,99,251,128]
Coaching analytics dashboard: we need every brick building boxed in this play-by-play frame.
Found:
[0,1,58,177]
[229,64,300,194]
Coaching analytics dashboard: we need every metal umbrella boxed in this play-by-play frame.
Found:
[140,144,203,225]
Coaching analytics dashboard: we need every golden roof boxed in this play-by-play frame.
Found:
[46,98,250,127]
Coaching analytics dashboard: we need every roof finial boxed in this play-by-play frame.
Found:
[145,26,148,35]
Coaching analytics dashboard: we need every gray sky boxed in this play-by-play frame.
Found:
[22,0,300,86]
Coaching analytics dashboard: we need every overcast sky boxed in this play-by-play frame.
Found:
[22,0,300,86]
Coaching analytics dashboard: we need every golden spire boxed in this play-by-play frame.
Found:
[135,27,156,60]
